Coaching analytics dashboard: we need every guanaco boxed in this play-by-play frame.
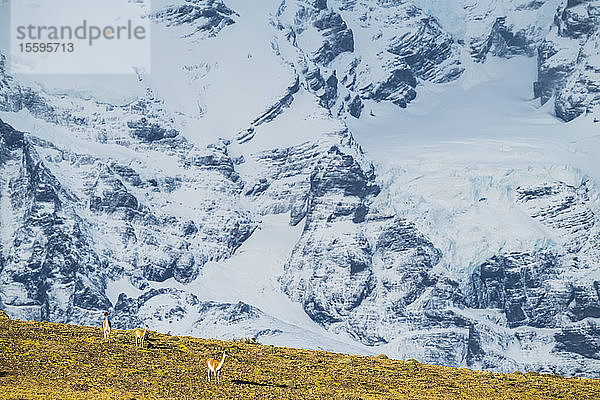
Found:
[102,312,111,341]
[206,351,226,383]
[134,325,149,348]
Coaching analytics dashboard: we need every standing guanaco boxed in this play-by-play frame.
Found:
[102,312,111,341]
[206,351,226,383]
[134,325,148,348]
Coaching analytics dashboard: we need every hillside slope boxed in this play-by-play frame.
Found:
[0,312,599,400]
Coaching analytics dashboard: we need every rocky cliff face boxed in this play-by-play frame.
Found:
[150,0,239,38]
[275,0,463,117]
[535,0,600,121]
[0,120,109,325]
[466,179,600,375]
[461,0,559,62]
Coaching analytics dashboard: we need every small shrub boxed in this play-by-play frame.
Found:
[405,359,419,372]
[376,354,388,359]
[283,379,297,389]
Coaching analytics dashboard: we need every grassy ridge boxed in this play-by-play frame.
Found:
[0,311,599,399]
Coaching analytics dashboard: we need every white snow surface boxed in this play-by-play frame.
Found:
[411,0,561,50]
[349,56,600,277]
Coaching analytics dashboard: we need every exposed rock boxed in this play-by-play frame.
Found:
[127,118,179,143]
[556,318,600,359]
[361,67,417,108]
[151,0,238,38]
[346,95,363,118]
[468,251,568,328]
[89,168,141,219]
[0,119,110,325]
[312,11,355,65]
[275,0,463,116]
[471,16,532,62]
[387,16,462,83]
[535,1,600,121]
[108,163,143,187]
[279,140,466,357]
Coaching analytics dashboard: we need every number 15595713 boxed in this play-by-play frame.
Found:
[19,43,74,52]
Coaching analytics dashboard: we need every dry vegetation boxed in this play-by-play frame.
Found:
[0,311,599,399]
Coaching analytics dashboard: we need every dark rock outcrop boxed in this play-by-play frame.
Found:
[312,11,354,65]
[468,251,567,328]
[127,118,179,143]
[556,318,600,360]
[535,1,600,121]
[471,16,536,62]
[151,0,239,38]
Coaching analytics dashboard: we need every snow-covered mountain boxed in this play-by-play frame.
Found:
[1,0,600,377]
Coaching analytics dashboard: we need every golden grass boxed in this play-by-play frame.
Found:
[0,311,598,399]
